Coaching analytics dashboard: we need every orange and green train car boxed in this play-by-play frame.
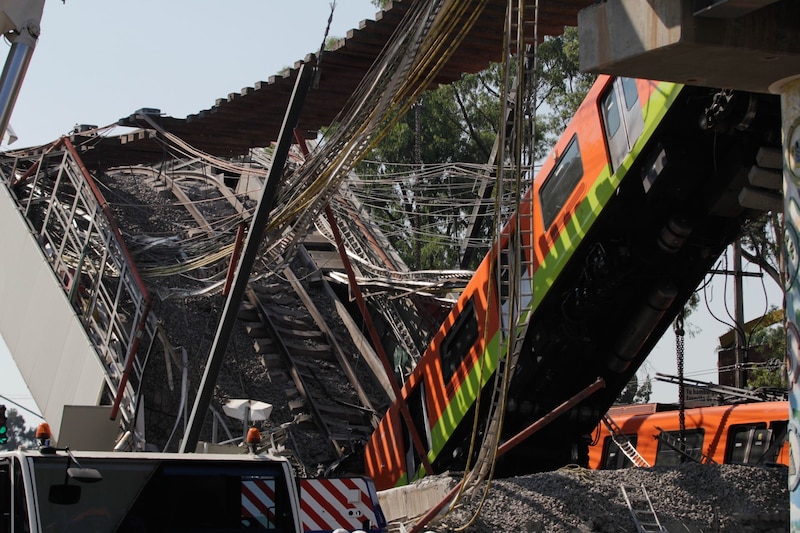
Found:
[589,401,789,469]
[364,74,782,491]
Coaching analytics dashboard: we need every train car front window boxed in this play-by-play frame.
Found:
[621,77,639,111]
[602,91,621,138]
[539,136,584,229]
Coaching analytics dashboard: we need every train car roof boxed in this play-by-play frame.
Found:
[607,400,788,418]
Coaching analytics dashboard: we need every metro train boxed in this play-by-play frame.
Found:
[589,401,790,469]
[364,74,781,490]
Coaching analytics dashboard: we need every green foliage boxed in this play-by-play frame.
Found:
[324,36,340,52]
[356,79,501,270]
[746,319,787,390]
[616,373,652,404]
[0,408,37,451]
[534,27,596,154]
[739,212,783,290]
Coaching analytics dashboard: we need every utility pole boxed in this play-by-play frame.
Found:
[733,239,746,389]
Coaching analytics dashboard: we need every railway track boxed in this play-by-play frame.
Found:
[237,259,386,474]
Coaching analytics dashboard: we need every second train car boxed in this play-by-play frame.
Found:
[364,75,781,490]
[590,401,789,470]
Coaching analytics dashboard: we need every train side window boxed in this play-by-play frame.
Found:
[602,435,638,470]
[727,423,770,464]
[539,135,583,229]
[440,297,479,386]
[654,429,704,466]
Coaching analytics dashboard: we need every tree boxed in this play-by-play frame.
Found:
[739,212,782,290]
[0,407,37,451]
[616,373,653,404]
[355,28,594,270]
[355,74,501,270]
[746,316,787,390]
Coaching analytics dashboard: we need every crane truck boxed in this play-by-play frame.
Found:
[1,424,386,532]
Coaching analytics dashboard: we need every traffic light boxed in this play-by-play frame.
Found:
[0,405,7,445]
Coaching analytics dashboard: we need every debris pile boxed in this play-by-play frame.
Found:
[427,464,788,532]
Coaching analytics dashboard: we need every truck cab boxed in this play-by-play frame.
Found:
[0,448,303,532]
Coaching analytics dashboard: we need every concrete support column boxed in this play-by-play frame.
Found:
[779,77,800,528]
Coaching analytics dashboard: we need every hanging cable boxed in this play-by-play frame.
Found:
[453,0,539,529]
[675,309,686,449]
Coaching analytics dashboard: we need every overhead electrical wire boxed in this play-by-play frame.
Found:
[84,0,510,302]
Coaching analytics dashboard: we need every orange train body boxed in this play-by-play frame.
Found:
[589,402,790,469]
[364,73,782,490]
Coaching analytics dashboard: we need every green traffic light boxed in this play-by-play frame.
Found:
[0,404,6,444]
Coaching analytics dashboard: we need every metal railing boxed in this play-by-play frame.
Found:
[0,138,157,445]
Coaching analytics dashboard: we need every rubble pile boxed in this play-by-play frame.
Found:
[430,463,788,532]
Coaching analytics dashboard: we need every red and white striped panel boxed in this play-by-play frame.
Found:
[300,477,378,532]
[241,478,277,529]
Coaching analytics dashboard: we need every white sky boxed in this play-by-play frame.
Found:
[0,0,786,424]
[646,257,784,403]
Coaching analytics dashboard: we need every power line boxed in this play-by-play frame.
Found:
[0,393,43,420]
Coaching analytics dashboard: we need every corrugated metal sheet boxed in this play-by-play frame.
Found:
[57,0,593,170]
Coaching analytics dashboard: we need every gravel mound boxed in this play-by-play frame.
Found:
[427,463,788,532]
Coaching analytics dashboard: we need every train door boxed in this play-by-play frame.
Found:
[601,77,645,172]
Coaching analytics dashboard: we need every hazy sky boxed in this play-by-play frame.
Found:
[0,0,785,423]
[9,0,380,147]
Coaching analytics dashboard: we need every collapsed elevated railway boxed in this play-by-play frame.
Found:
[0,3,795,532]
[93,158,401,470]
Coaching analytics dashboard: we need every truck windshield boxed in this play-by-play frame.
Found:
[31,456,297,532]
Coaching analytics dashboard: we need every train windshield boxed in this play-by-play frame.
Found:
[30,456,297,532]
